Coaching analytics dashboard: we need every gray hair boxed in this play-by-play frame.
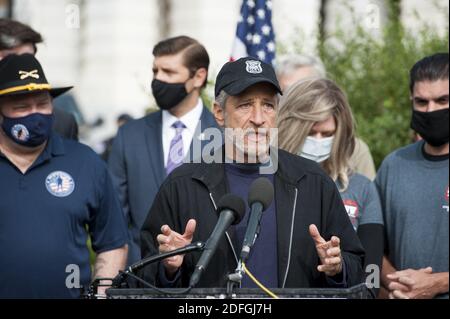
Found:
[276,54,327,79]
[215,90,230,109]
[215,88,281,110]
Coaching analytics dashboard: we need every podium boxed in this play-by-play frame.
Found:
[106,284,369,299]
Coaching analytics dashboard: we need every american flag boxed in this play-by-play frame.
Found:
[231,0,276,65]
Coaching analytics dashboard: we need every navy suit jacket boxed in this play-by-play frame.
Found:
[108,107,219,264]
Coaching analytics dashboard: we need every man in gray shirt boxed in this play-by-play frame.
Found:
[376,53,449,299]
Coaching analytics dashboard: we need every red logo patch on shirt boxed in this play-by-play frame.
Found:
[343,199,359,228]
[443,185,449,213]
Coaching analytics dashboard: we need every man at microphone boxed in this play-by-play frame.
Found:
[140,57,365,289]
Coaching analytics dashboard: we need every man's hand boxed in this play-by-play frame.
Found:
[387,267,445,299]
[379,256,410,299]
[157,219,197,278]
[309,224,343,277]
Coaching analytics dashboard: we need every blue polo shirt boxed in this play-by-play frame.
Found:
[0,134,128,299]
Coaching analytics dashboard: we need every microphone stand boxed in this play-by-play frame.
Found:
[226,260,246,298]
[226,218,263,298]
[113,241,205,287]
[84,242,205,298]
[225,220,262,299]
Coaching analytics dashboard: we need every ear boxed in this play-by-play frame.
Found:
[193,68,208,89]
[213,102,225,127]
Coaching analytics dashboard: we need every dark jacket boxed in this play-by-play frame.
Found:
[140,149,365,289]
[53,107,78,141]
[108,107,219,265]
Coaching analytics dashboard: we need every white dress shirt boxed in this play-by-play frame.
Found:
[162,99,204,168]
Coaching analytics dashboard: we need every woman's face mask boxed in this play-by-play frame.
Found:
[299,136,335,163]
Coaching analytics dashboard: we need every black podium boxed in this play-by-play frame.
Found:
[106,284,369,299]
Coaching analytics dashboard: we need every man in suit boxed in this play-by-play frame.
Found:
[108,36,219,265]
[0,18,79,140]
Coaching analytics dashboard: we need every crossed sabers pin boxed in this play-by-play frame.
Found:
[18,70,40,80]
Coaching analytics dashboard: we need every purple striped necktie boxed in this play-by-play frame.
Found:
[166,120,186,175]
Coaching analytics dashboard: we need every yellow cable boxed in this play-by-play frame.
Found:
[242,262,279,299]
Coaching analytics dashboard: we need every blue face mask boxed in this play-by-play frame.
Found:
[1,112,54,147]
[299,136,335,163]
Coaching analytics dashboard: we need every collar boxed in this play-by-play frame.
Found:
[0,134,66,172]
[0,133,65,158]
[46,133,66,157]
[29,134,66,168]
[224,161,272,178]
[192,147,306,191]
[162,99,203,134]
[421,142,449,162]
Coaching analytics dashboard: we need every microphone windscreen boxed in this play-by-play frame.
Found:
[216,194,246,225]
[248,177,274,210]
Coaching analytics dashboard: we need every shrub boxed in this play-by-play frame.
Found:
[282,3,449,167]
[196,3,449,168]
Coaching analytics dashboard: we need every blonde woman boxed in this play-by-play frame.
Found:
[278,78,384,298]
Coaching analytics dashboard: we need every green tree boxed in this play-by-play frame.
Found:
[315,4,449,167]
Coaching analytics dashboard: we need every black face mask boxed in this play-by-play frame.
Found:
[411,108,449,147]
[151,79,189,111]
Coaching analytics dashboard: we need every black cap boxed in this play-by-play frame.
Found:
[215,57,282,98]
[0,53,72,98]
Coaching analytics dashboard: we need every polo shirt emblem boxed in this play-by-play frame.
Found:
[45,171,75,197]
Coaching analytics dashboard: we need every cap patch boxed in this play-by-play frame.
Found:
[245,60,263,74]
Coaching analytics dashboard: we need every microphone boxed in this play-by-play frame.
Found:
[240,177,274,263]
[189,194,246,288]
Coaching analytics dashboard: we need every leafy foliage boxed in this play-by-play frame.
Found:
[286,2,449,167]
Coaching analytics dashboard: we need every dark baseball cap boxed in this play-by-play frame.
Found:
[214,57,282,98]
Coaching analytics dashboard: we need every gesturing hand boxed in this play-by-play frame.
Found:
[157,219,197,277]
[309,224,343,277]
